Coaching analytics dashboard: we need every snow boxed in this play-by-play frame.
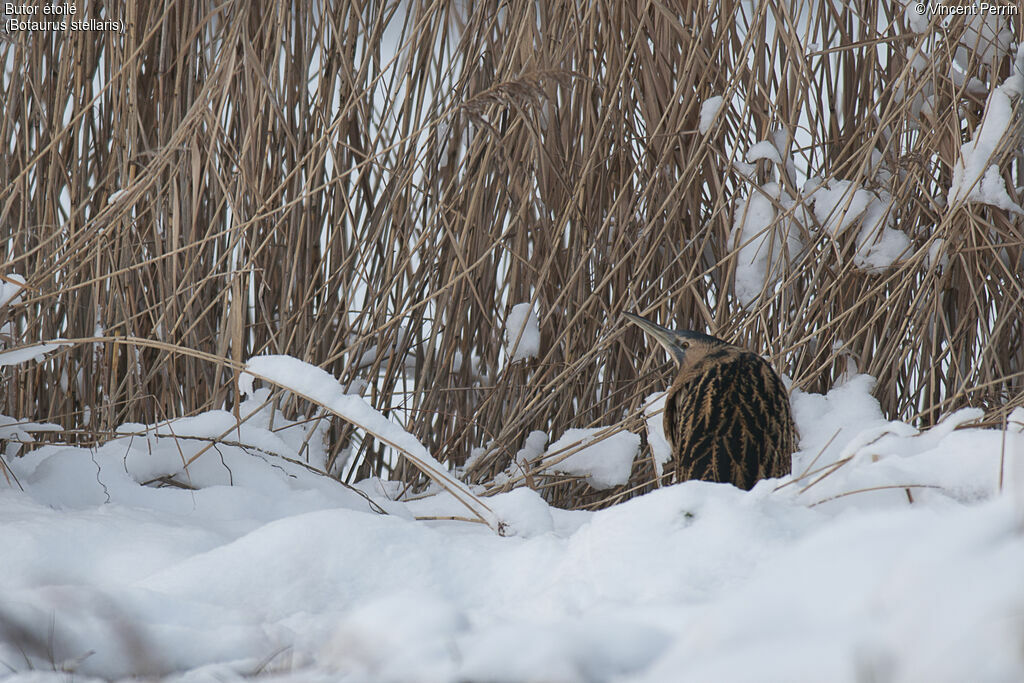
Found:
[514,429,548,469]
[746,140,783,165]
[505,302,540,362]
[0,414,62,459]
[947,53,1024,214]
[241,354,498,529]
[643,391,672,477]
[0,342,72,368]
[731,182,805,306]
[956,3,1014,65]
[3,371,1024,680]
[698,95,724,134]
[926,237,948,271]
[855,193,912,271]
[810,179,873,237]
[353,326,416,372]
[6,6,1024,679]
[903,1,930,33]
[973,164,1024,215]
[809,180,911,271]
[0,273,26,308]
[541,427,640,489]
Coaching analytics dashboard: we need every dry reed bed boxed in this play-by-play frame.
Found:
[2,1,1022,508]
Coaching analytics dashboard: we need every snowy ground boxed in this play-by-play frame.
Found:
[2,374,1024,682]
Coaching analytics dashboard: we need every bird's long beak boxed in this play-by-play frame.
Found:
[623,312,688,365]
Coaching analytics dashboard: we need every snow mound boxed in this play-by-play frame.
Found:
[542,427,640,489]
[2,375,1024,680]
[242,354,498,529]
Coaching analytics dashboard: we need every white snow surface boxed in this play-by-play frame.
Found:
[505,302,541,362]
[926,237,949,272]
[541,427,641,490]
[902,0,929,34]
[0,342,72,368]
[643,391,672,477]
[698,96,724,135]
[745,140,783,165]
[731,182,805,306]
[810,180,911,271]
[515,429,548,468]
[955,3,1014,65]
[2,375,1024,681]
[0,273,26,309]
[241,354,498,529]
[948,51,1024,214]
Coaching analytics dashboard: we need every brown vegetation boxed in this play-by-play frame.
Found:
[2,1,1022,508]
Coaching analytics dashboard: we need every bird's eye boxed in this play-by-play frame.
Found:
[681,341,690,349]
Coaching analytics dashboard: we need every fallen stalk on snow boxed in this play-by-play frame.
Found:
[241,354,502,533]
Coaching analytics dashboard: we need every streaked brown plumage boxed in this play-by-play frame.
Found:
[625,312,795,490]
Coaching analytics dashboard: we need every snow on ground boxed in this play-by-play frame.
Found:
[2,375,1024,681]
[242,355,498,530]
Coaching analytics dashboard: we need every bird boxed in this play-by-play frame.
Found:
[624,312,795,490]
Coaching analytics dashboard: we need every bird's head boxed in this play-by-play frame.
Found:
[623,312,728,367]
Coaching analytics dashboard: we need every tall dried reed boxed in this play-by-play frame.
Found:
[2,1,1021,507]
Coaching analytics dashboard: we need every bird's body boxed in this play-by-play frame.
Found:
[625,313,795,490]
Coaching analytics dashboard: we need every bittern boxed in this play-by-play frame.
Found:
[625,312,795,490]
